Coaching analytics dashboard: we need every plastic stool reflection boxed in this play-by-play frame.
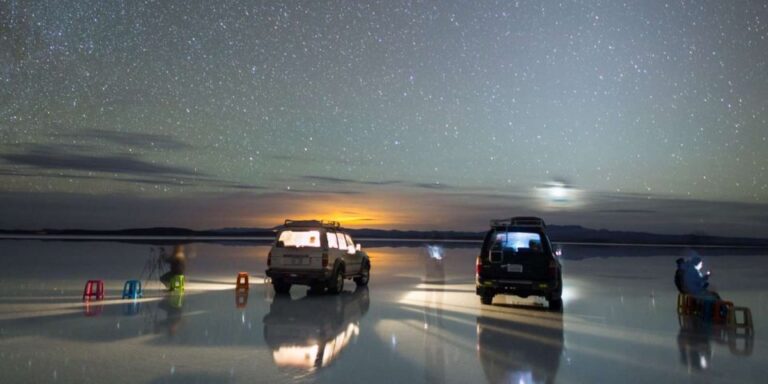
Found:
[236,290,249,309]
[84,301,104,317]
[122,300,142,316]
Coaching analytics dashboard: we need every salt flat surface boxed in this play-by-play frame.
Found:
[0,240,766,383]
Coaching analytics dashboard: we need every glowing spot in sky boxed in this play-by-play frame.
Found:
[548,183,569,201]
[535,180,584,210]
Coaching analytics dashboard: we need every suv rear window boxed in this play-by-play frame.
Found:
[277,230,321,248]
[493,232,543,253]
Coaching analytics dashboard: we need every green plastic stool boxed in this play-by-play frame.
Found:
[169,275,185,291]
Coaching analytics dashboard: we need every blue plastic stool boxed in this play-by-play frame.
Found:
[122,280,143,299]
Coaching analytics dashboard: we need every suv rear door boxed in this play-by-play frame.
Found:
[272,229,325,270]
[482,229,551,282]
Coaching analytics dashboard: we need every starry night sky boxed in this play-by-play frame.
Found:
[1,1,767,236]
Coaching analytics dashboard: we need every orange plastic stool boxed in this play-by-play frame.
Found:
[236,272,249,291]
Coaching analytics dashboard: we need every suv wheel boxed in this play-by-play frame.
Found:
[480,294,494,305]
[328,267,344,294]
[273,280,291,294]
[547,295,563,311]
[308,283,326,294]
[354,262,370,287]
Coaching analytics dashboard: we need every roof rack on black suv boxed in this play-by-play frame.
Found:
[476,216,562,310]
[490,217,546,228]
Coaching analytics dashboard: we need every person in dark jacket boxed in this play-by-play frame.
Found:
[674,258,686,293]
[681,255,719,299]
[159,245,186,290]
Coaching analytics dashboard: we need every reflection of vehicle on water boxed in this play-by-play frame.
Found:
[476,308,563,384]
[424,245,445,284]
[262,287,370,371]
[677,313,753,371]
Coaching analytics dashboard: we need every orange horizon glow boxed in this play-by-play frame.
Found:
[257,205,401,228]
[241,192,429,229]
[211,189,489,232]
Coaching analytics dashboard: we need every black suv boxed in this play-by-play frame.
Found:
[475,217,563,309]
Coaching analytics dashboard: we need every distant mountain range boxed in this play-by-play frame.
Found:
[1,225,767,246]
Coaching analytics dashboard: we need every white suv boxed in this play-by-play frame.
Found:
[265,220,371,294]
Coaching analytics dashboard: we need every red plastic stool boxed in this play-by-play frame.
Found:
[236,272,249,291]
[82,280,105,301]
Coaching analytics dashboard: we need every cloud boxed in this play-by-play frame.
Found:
[302,175,402,186]
[0,165,266,191]
[0,168,99,181]
[58,129,192,150]
[300,174,458,191]
[214,182,268,190]
[0,142,268,191]
[410,182,452,190]
[0,145,201,177]
[595,209,657,214]
[283,188,361,195]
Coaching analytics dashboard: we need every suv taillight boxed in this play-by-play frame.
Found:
[267,252,271,267]
[548,260,558,279]
[322,251,328,268]
[475,257,482,277]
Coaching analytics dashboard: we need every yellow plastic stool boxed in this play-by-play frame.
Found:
[170,275,185,291]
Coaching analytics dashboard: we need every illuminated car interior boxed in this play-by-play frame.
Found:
[277,230,321,248]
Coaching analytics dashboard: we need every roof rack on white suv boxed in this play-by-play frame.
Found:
[490,216,547,228]
[283,219,341,229]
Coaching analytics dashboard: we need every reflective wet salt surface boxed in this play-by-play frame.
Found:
[0,240,766,383]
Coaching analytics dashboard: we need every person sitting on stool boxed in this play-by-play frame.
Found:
[160,245,186,290]
[682,255,720,300]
